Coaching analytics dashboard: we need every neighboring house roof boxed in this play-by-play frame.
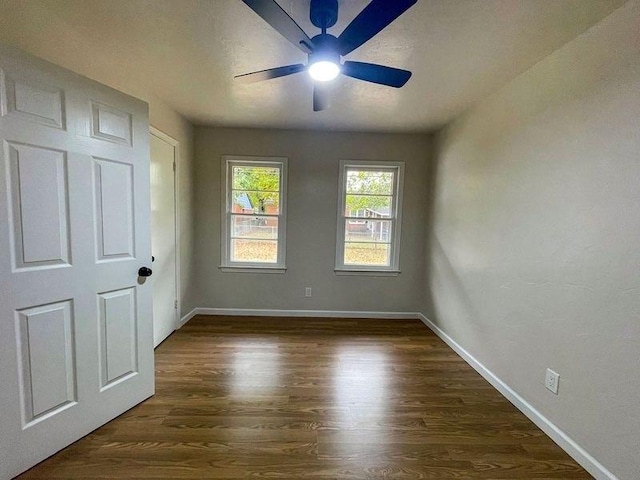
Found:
[235,192,253,210]
[367,206,390,217]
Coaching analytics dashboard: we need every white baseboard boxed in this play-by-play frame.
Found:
[417,313,616,480]
[182,307,421,321]
[178,308,199,328]
[177,307,615,480]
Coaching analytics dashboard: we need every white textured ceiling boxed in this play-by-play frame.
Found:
[0,0,626,132]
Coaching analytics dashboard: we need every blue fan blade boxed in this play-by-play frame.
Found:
[242,0,315,53]
[338,0,417,56]
[235,63,306,83]
[342,61,411,88]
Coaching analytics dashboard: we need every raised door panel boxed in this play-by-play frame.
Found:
[93,158,134,261]
[90,102,132,146]
[0,69,65,129]
[5,141,70,270]
[16,300,76,427]
[98,288,138,389]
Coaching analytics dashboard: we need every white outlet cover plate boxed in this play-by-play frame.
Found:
[545,368,560,394]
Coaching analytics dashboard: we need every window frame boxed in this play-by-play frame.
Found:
[220,155,288,273]
[335,160,404,276]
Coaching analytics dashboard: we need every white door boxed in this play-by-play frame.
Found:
[150,130,178,347]
[0,44,154,479]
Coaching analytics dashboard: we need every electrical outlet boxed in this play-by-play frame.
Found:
[545,368,560,394]
[305,287,312,297]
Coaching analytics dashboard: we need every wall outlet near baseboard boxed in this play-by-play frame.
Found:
[545,368,560,394]
[305,287,312,297]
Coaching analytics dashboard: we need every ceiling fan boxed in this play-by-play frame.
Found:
[236,0,417,111]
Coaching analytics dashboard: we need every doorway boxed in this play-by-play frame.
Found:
[150,127,179,347]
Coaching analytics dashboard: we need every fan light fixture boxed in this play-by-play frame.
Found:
[308,60,340,82]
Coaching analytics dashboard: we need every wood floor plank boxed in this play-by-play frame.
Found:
[16,316,592,479]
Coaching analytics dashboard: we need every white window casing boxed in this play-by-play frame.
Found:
[335,160,404,276]
[220,156,287,273]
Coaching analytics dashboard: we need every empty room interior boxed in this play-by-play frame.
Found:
[0,0,638,479]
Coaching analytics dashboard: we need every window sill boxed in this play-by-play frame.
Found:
[334,269,400,277]
[219,266,287,274]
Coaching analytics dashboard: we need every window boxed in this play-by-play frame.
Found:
[221,156,287,272]
[335,161,404,275]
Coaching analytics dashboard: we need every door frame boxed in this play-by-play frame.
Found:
[149,126,180,335]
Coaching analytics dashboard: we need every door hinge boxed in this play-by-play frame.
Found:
[174,300,178,309]
[173,161,176,172]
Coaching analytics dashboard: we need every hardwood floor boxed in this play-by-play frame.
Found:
[17,316,592,479]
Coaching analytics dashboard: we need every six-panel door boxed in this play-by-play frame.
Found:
[0,44,154,479]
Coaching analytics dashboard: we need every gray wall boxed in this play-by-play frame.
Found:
[193,127,431,313]
[424,2,640,478]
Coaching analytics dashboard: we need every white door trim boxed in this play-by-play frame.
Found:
[149,126,180,334]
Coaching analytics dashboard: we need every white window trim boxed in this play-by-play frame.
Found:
[335,160,404,276]
[220,155,287,273]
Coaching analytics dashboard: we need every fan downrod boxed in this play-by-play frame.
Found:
[310,0,338,31]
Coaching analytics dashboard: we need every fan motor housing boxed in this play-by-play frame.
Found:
[310,0,338,30]
[309,33,341,65]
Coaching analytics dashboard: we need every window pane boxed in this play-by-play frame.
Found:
[345,195,392,218]
[232,166,280,192]
[346,169,394,195]
[232,216,278,240]
[345,219,392,243]
[232,191,280,215]
[231,239,278,263]
[344,242,391,266]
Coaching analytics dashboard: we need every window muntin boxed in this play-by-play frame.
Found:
[222,157,287,270]
[336,161,404,273]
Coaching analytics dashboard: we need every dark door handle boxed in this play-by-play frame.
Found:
[138,266,152,277]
